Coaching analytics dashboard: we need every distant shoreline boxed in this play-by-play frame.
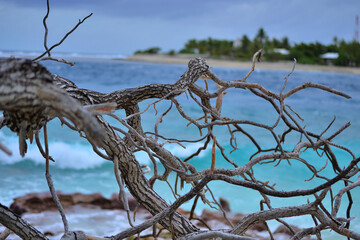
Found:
[126,54,360,75]
[3,53,360,75]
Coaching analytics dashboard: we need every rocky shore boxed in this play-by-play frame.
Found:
[0,192,309,240]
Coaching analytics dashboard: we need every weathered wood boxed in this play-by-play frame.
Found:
[0,58,107,155]
[60,231,87,240]
[1,56,358,240]
[0,228,11,240]
[0,203,48,240]
[53,57,209,109]
[0,57,209,237]
[52,58,210,236]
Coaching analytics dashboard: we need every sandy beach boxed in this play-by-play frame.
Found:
[3,53,359,75]
[127,54,360,75]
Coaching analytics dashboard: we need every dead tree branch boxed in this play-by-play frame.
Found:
[0,52,358,240]
[33,0,92,66]
[0,203,48,240]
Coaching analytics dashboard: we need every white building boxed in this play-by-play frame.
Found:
[321,52,339,65]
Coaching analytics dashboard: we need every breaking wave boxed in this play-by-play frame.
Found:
[0,132,210,169]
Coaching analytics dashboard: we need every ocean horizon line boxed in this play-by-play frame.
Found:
[1,49,360,75]
[0,49,127,60]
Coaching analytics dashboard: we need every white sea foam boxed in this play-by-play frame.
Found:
[166,142,209,158]
[0,50,43,58]
[134,142,210,164]
[0,49,126,60]
[0,131,210,169]
[0,133,104,169]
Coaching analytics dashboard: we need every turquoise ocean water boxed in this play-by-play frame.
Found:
[1,59,360,238]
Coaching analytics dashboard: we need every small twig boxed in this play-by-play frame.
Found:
[283,82,351,99]
[90,141,112,161]
[43,124,69,233]
[206,185,234,227]
[280,58,296,94]
[285,105,304,122]
[35,131,54,162]
[271,57,295,135]
[319,116,336,138]
[284,108,314,145]
[122,90,178,121]
[0,141,12,156]
[109,113,160,176]
[191,217,212,230]
[215,138,238,167]
[209,136,216,174]
[327,122,351,141]
[37,57,75,66]
[113,156,134,227]
[18,122,27,157]
[0,228,11,240]
[291,224,326,240]
[42,0,50,57]
[240,49,264,82]
[44,125,49,173]
[184,135,211,162]
[166,180,179,200]
[332,175,360,217]
[154,102,173,142]
[259,200,275,240]
[58,117,78,131]
[33,11,93,62]
[189,194,200,220]
[180,231,258,240]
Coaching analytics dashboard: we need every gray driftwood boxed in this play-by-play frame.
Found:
[0,57,359,240]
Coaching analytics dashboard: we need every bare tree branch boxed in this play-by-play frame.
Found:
[180,231,258,240]
[0,228,11,240]
[0,203,48,240]
[33,0,92,65]
[1,43,358,240]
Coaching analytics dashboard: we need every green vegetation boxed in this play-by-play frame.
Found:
[134,28,360,67]
[336,40,360,66]
[134,47,161,54]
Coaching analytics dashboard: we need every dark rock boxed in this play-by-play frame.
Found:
[274,224,301,236]
[71,192,103,204]
[219,197,231,212]
[10,192,64,214]
[9,204,27,216]
[250,221,267,232]
[198,209,232,228]
[8,191,303,239]
[177,208,195,219]
[110,193,146,211]
[44,231,55,236]
[88,196,113,209]
[201,209,224,222]
[230,213,245,225]
[9,191,143,215]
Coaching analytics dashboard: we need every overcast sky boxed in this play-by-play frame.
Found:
[0,0,359,56]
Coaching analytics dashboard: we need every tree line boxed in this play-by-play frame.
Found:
[135,28,360,67]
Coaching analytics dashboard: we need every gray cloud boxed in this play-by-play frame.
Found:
[1,0,359,55]
[6,0,243,19]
